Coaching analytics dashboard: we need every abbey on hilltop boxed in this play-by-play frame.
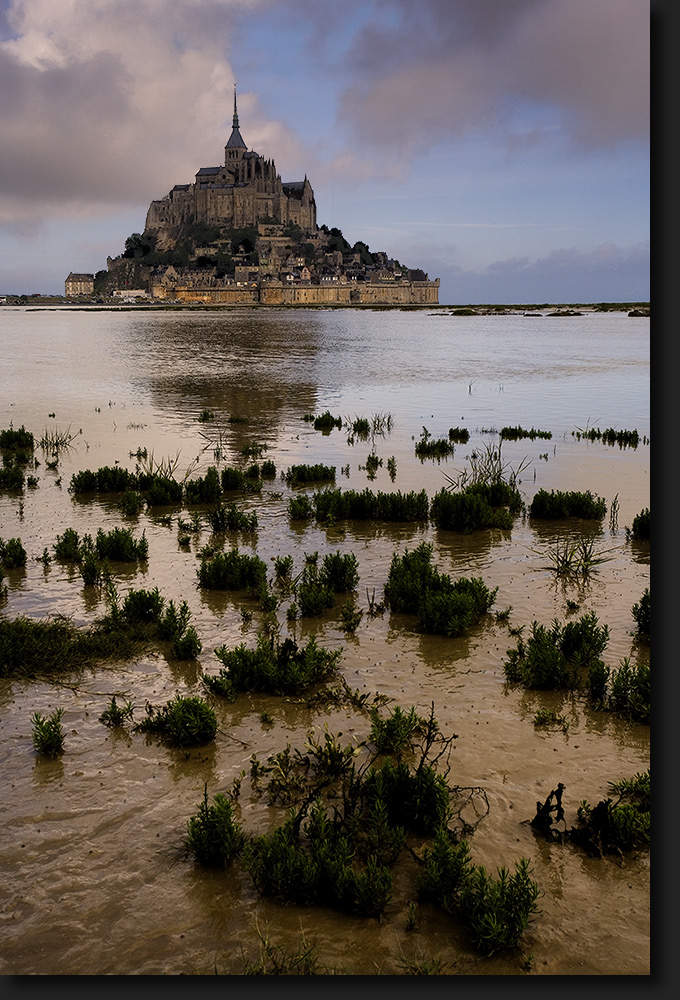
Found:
[145,90,317,244]
[82,90,439,306]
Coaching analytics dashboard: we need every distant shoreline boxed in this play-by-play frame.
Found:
[0,298,650,316]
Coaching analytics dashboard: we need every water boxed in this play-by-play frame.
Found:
[0,306,650,975]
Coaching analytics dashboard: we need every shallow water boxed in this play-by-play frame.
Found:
[0,306,650,975]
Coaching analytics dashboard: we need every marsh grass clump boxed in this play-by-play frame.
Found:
[243,800,394,918]
[135,694,217,747]
[206,633,342,698]
[311,410,342,432]
[310,487,429,524]
[69,465,135,494]
[237,922,332,976]
[197,547,268,593]
[284,464,336,486]
[99,696,134,728]
[339,598,363,633]
[572,773,650,856]
[157,598,202,659]
[205,502,258,533]
[120,586,165,623]
[184,466,222,504]
[529,488,606,520]
[417,832,540,956]
[369,705,426,753]
[414,427,454,461]
[54,527,92,563]
[572,426,642,449]
[0,613,144,680]
[631,588,650,640]
[0,425,34,451]
[384,542,497,636]
[541,537,614,577]
[0,537,28,569]
[220,467,252,492]
[31,706,65,756]
[626,507,650,541]
[119,489,146,516]
[430,484,518,533]
[503,612,610,690]
[95,527,148,563]
[500,425,552,441]
[186,785,245,868]
[448,427,470,443]
[607,657,650,723]
[0,463,25,491]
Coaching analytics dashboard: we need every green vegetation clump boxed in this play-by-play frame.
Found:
[0,464,25,491]
[414,428,455,461]
[384,542,497,636]
[186,786,245,868]
[243,799,394,918]
[311,410,342,432]
[31,707,65,756]
[0,613,145,680]
[293,551,358,619]
[499,425,552,441]
[0,537,28,569]
[197,547,268,592]
[205,502,258,533]
[301,487,430,524]
[95,527,148,562]
[418,831,540,955]
[206,634,342,698]
[503,612,609,690]
[448,426,470,443]
[632,588,650,640]
[99,696,134,727]
[529,488,606,520]
[572,426,642,448]
[0,425,35,450]
[220,466,261,492]
[430,483,520,533]
[284,463,336,486]
[533,772,650,857]
[369,705,427,753]
[627,507,650,541]
[184,466,222,504]
[135,694,217,746]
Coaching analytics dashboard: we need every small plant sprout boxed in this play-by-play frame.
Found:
[31,707,65,756]
[99,696,134,728]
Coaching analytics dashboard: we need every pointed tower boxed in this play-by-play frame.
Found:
[225,86,247,165]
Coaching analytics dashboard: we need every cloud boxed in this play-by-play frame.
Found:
[435,239,651,304]
[330,0,649,157]
[0,0,301,227]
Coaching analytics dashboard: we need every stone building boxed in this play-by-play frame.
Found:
[65,272,94,296]
[144,89,316,247]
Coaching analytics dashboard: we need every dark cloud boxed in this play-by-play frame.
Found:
[329,0,649,155]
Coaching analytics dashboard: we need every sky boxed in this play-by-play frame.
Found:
[0,0,650,305]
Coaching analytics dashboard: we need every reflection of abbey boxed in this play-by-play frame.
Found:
[70,91,439,305]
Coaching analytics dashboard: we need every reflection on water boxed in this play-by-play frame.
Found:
[0,308,649,975]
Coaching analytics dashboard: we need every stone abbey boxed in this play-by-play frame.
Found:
[145,91,316,244]
[80,91,439,305]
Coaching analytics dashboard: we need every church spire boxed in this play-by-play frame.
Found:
[232,85,239,129]
[226,84,247,152]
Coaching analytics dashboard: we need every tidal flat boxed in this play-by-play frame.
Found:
[0,306,649,974]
